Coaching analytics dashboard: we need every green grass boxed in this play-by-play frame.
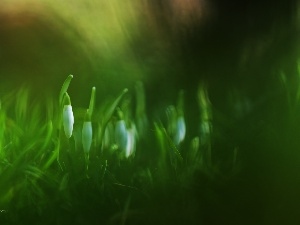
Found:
[0,72,298,225]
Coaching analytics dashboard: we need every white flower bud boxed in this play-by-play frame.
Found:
[63,105,74,138]
[82,121,93,153]
[115,120,127,151]
[174,116,186,146]
[125,125,136,158]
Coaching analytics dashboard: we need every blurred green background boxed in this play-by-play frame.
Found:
[0,0,300,224]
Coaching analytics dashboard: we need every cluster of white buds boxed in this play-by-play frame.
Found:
[104,107,135,158]
[60,75,138,159]
[61,81,95,155]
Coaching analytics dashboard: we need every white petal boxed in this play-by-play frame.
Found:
[115,120,127,151]
[125,127,136,158]
[63,105,74,138]
[174,116,186,145]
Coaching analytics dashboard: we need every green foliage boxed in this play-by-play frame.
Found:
[1,74,287,224]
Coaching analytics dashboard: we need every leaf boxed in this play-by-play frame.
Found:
[97,88,128,145]
[59,173,69,191]
[25,165,44,179]
[42,142,60,170]
[103,88,128,125]
[59,75,73,105]
[41,120,53,150]
[88,87,96,118]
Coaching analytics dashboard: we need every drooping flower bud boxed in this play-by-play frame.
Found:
[115,108,128,152]
[62,93,74,138]
[125,123,136,158]
[82,110,92,153]
[166,104,186,146]
[174,115,186,146]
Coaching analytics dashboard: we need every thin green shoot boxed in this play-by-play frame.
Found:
[59,74,73,105]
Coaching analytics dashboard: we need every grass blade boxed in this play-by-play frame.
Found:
[59,75,73,105]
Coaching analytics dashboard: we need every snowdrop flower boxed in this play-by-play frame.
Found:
[82,111,93,153]
[115,119,128,151]
[174,115,186,146]
[125,123,137,158]
[62,93,74,138]
[166,103,186,146]
[115,108,128,152]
